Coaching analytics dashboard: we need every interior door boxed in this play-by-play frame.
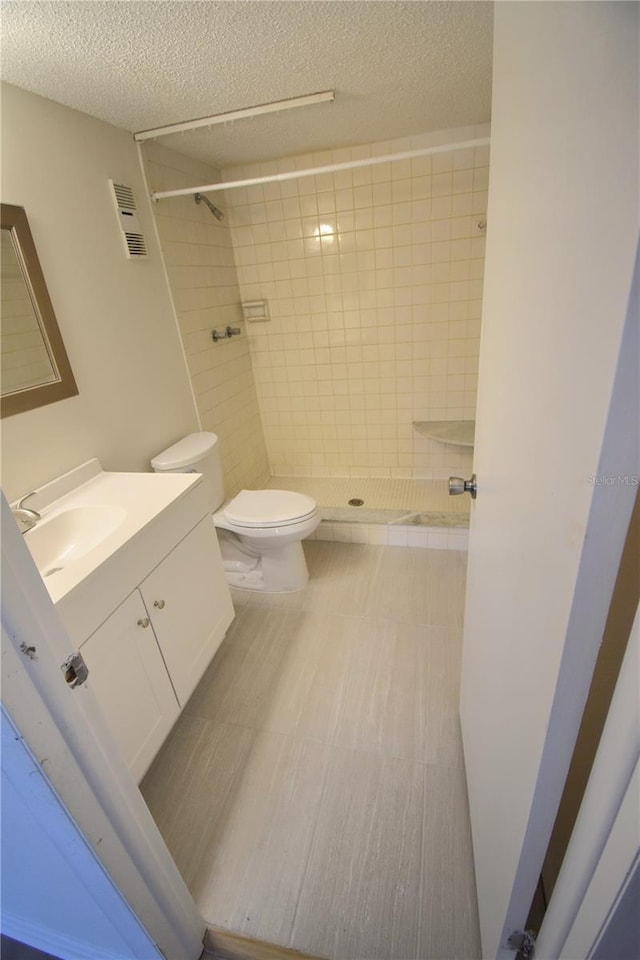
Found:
[459,5,639,958]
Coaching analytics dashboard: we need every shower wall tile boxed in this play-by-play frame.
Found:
[143,143,269,496]
[225,125,489,479]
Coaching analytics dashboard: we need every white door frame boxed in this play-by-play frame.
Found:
[535,604,640,958]
[0,493,205,960]
[565,764,640,960]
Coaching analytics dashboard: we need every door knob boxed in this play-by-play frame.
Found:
[449,474,477,499]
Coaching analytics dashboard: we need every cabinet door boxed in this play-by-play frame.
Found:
[81,592,180,782]
[140,517,234,706]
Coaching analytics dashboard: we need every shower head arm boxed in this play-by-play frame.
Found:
[194,193,224,221]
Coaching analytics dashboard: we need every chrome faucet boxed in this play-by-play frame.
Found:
[13,491,41,534]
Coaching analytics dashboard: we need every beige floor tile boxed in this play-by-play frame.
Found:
[184,604,301,727]
[419,764,481,960]
[140,718,256,888]
[300,541,384,617]
[328,618,467,767]
[332,618,423,760]
[292,747,425,960]
[194,730,330,948]
[259,612,358,744]
[419,626,466,768]
[369,547,467,627]
[143,542,479,960]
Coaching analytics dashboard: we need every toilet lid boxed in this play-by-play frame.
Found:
[223,489,317,528]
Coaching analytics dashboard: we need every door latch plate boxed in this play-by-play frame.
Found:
[61,651,89,689]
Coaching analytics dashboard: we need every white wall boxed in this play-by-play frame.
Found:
[0,83,199,502]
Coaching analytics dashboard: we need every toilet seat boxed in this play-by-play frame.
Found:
[222,489,317,529]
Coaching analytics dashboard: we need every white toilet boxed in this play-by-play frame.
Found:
[151,432,319,592]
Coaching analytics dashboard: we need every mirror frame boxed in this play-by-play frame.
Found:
[1,203,78,417]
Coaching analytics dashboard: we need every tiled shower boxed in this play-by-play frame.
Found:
[224,125,488,482]
[142,125,488,542]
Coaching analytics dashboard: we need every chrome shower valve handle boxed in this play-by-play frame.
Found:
[212,325,241,342]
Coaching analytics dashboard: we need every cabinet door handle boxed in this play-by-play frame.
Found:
[137,617,150,628]
[153,600,165,610]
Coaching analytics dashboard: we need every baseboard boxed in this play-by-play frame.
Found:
[203,926,327,960]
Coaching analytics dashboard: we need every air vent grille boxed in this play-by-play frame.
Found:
[108,179,148,259]
[124,232,148,257]
[112,182,136,210]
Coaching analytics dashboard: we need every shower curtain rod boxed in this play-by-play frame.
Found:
[151,136,490,202]
[135,91,335,142]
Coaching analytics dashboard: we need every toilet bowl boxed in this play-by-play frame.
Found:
[150,433,319,592]
[214,488,320,591]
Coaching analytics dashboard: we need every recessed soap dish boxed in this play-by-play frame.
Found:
[242,300,270,322]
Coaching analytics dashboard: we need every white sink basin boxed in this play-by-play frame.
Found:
[25,505,126,578]
[14,458,204,603]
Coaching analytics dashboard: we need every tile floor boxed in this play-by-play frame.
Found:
[141,541,481,960]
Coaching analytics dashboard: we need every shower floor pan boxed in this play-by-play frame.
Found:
[265,476,470,550]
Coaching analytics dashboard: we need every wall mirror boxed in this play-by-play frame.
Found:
[1,203,78,417]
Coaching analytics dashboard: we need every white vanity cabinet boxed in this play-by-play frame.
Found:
[81,592,180,782]
[138,516,234,706]
[36,466,236,782]
[75,514,234,781]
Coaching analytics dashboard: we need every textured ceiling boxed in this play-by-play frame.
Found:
[0,1,493,167]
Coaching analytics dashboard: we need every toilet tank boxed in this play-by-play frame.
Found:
[150,432,225,512]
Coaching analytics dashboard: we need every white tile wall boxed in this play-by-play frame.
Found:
[224,125,489,480]
[143,143,269,496]
[310,520,469,551]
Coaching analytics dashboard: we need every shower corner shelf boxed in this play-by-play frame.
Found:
[412,419,476,449]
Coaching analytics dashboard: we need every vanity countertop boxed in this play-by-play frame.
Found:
[19,459,202,605]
